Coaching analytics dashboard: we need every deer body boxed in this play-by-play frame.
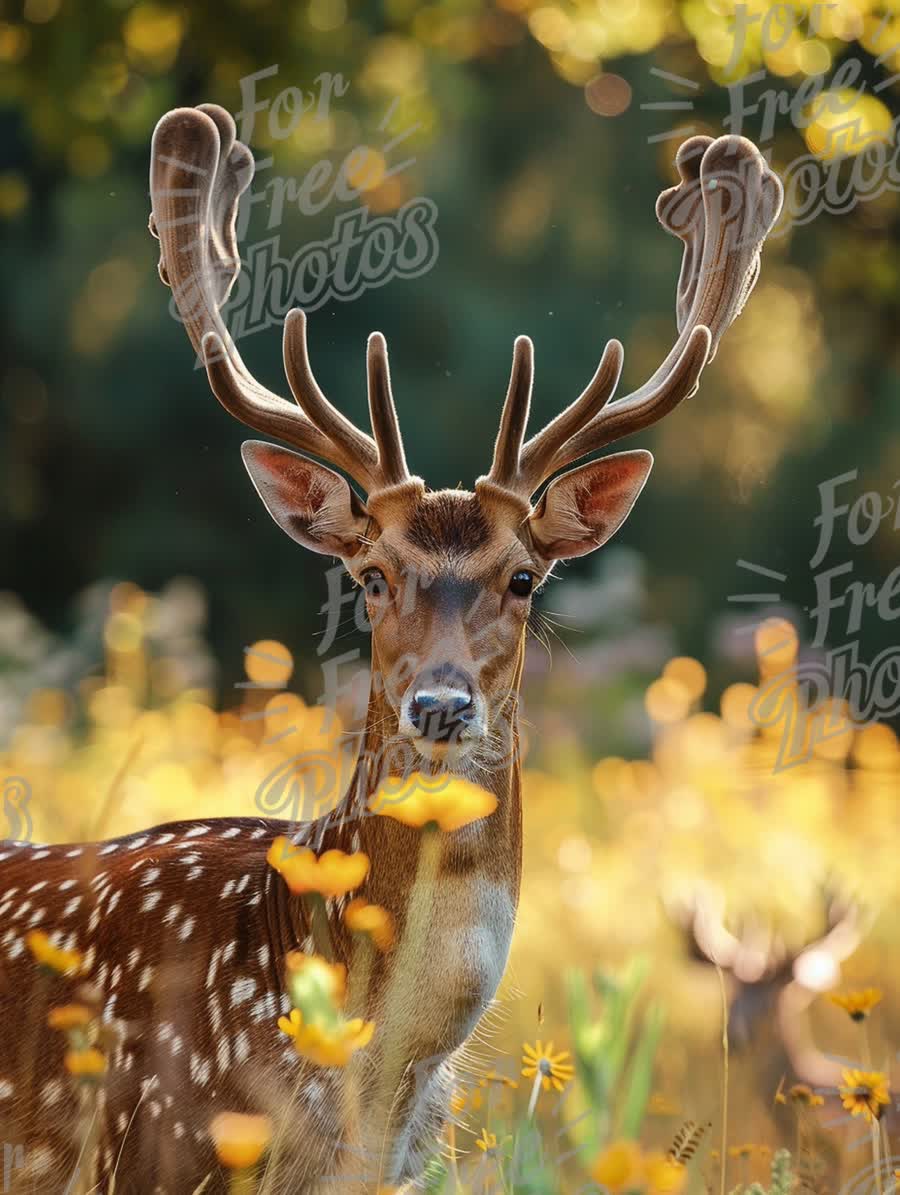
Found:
[0,103,781,1191]
[0,631,521,1192]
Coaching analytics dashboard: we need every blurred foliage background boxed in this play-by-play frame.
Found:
[3,0,900,1178]
[2,0,899,700]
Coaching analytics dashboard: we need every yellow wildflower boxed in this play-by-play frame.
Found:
[839,1068,890,1123]
[284,1009,375,1067]
[647,1091,681,1116]
[829,987,883,1021]
[64,1047,106,1078]
[787,1082,824,1107]
[521,1040,575,1092]
[26,930,82,976]
[591,1140,643,1192]
[479,1069,518,1090]
[449,1084,484,1115]
[368,772,497,832]
[475,1128,498,1153]
[209,1112,272,1171]
[277,1008,303,1039]
[47,1004,92,1031]
[345,898,395,951]
[644,1152,687,1195]
[267,836,369,897]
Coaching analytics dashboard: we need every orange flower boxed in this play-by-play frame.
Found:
[345,899,395,952]
[64,1047,106,1079]
[591,1141,643,1192]
[47,1004,92,1031]
[209,1111,272,1171]
[26,930,82,976]
[643,1152,687,1195]
[368,773,497,832]
[281,1009,375,1067]
[267,836,369,897]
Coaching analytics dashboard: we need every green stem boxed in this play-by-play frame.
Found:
[872,1121,884,1195]
[526,1070,543,1120]
[307,893,333,961]
[716,965,729,1195]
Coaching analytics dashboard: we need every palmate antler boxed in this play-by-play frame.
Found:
[149,104,408,496]
[150,106,782,504]
[483,134,783,498]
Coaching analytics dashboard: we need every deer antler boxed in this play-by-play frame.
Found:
[149,104,409,496]
[671,885,866,1091]
[481,134,783,499]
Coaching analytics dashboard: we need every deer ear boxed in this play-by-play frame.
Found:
[528,450,653,561]
[241,441,370,559]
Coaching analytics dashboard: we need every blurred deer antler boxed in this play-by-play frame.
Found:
[669,885,868,1092]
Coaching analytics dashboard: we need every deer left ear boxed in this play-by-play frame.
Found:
[528,450,653,561]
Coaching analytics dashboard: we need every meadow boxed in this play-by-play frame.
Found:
[3,576,898,1192]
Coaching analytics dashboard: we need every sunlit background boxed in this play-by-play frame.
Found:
[3,0,900,1187]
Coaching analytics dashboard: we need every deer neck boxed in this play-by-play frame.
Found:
[350,637,524,915]
[273,640,522,1165]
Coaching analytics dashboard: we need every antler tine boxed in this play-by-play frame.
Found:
[282,309,380,491]
[150,105,382,494]
[516,337,624,492]
[665,135,712,334]
[486,336,535,488]
[527,134,783,488]
[366,333,410,488]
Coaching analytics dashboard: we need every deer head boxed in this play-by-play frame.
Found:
[149,105,782,776]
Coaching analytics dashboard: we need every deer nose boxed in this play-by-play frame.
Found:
[408,688,475,741]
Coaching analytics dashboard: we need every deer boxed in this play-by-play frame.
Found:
[0,104,782,1193]
[674,889,870,1094]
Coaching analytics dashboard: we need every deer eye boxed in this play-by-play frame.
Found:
[509,570,534,598]
[363,568,389,599]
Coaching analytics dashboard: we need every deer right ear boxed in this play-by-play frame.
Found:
[241,441,371,559]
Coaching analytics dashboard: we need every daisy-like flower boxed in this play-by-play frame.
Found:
[267,836,369,898]
[829,987,883,1022]
[521,1040,575,1092]
[283,1010,375,1068]
[47,1004,92,1031]
[345,898,395,952]
[209,1112,272,1171]
[643,1152,687,1195]
[787,1082,824,1107]
[26,930,82,976]
[64,1047,106,1079]
[839,1068,890,1123]
[590,1140,643,1193]
[475,1128,498,1154]
[368,772,497,833]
